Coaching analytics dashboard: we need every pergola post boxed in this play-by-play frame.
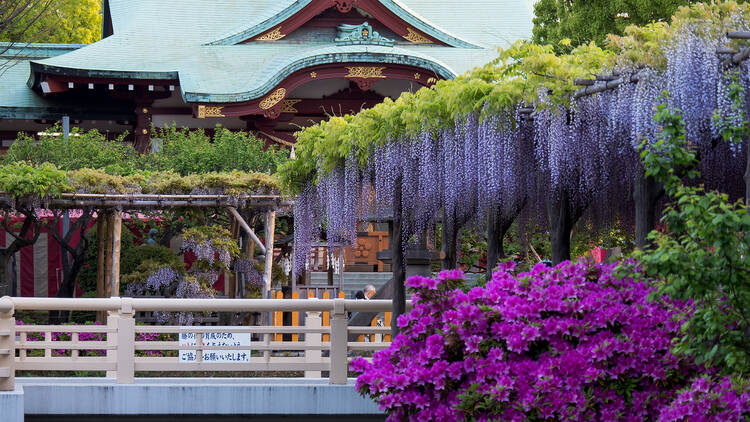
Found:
[262,210,276,300]
[96,215,107,321]
[227,218,239,299]
[105,211,122,297]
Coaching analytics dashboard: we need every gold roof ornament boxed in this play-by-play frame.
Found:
[281,99,302,113]
[197,105,225,119]
[345,66,387,79]
[256,26,285,41]
[403,27,432,44]
[260,88,287,110]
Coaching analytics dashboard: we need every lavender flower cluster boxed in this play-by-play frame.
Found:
[292,22,750,270]
[183,239,232,269]
[350,260,741,421]
[234,258,263,287]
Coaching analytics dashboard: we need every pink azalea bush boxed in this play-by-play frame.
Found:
[352,260,703,421]
[659,376,750,421]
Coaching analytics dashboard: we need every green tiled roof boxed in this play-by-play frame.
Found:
[0,0,533,107]
[208,0,480,48]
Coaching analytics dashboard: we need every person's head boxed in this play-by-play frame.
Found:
[364,284,376,299]
[355,290,365,300]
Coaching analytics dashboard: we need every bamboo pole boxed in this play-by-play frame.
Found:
[228,207,266,253]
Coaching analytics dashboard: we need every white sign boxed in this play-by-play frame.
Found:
[178,331,251,363]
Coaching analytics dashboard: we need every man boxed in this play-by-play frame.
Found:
[363,284,376,300]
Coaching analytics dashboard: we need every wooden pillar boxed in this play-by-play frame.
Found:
[262,210,276,300]
[134,102,153,153]
[104,212,113,297]
[105,211,122,297]
[227,218,239,298]
[96,215,107,322]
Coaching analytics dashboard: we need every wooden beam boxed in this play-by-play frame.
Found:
[227,207,266,254]
[262,211,276,300]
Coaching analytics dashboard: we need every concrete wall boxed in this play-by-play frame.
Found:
[2,378,381,422]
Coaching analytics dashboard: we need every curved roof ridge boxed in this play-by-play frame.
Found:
[183,44,457,103]
[207,0,479,48]
[378,0,482,48]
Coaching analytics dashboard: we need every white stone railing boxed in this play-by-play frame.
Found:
[0,296,399,391]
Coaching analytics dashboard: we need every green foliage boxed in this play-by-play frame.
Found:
[143,126,289,176]
[5,129,139,173]
[0,127,283,197]
[635,100,750,375]
[121,260,176,293]
[639,100,700,193]
[0,161,71,197]
[713,72,750,145]
[121,244,184,278]
[0,0,102,44]
[532,0,697,51]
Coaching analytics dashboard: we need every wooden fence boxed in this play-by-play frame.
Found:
[0,296,401,391]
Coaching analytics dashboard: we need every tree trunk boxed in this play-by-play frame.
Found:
[633,170,665,249]
[547,191,585,265]
[486,206,515,281]
[441,209,458,270]
[745,144,750,206]
[0,252,11,296]
[391,177,406,337]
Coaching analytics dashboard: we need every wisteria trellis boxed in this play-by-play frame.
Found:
[293,23,750,276]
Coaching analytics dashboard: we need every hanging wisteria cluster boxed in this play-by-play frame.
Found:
[293,111,534,275]
[291,14,750,272]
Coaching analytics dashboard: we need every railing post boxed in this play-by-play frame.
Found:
[329,298,348,384]
[108,297,134,384]
[0,296,15,391]
[304,306,322,378]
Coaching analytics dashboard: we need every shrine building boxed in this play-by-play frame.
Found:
[0,0,533,150]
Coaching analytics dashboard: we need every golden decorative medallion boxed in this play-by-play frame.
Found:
[197,105,225,119]
[259,88,287,110]
[345,66,387,79]
[310,71,317,78]
[256,26,285,41]
[414,73,421,80]
[403,28,432,44]
[281,99,302,113]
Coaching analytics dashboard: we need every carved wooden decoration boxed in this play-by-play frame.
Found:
[281,99,302,113]
[403,27,432,44]
[197,105,225,118]
[259,88,287,110]
[345,66,387,79]
[333,0,357,13]
[256,26,285,41]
